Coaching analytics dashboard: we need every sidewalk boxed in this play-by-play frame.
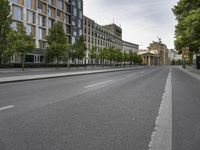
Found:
[0,66,114,77]
[0,66,146,84]
[178,66,200,80]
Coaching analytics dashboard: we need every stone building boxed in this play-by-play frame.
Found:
[83,16,138,64]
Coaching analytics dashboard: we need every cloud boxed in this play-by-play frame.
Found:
[84,0,178,49]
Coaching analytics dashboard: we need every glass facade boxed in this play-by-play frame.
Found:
[12,5,23,20]
[10,0,83,63]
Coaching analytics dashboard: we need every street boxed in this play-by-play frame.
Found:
[0,67,200,150]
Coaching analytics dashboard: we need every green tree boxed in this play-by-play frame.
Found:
[107,47,116,66]
[136,54,143,64]
[89,46,98,67]
[0,0,12,63]
[129,51,134,65]
[73,35,87,68]
[7,23,34,70]
[173,0,200,55]
[115,49,123,66]
[123,52,129,66]
[99,48,108,66]
[46,22,69,69]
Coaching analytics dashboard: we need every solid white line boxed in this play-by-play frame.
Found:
[148,68,172,150]
[84,80,113,88]
[0,105,15,111]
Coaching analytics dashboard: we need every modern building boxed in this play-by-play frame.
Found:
[83,16,138,64]
[123,41,139,54]
[9,0,83,63]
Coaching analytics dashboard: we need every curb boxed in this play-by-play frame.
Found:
[178,67,200,81]
[0,67,146,84]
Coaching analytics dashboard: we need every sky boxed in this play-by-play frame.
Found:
[83,0,179,49]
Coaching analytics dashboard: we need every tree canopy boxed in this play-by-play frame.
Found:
[173,0,200,53]
[7,23,35,70]
[73,35,87,61]
[0,0,12,63]
[46,22,69,68]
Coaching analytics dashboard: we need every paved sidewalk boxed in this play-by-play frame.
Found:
[0,66,146,84]
[178,66,200,80]
[0,66,113,77]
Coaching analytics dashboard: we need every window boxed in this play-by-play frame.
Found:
[79,10,83,19]
[57,0,62,10]
[48,7,51,17]
[57,10,62,20]
[79,29,82,36]
[38,28,46,39]
[78,19,81,28]
[12,0,19,4]
[27,10,35,24]
[11,21,17,30]
[48,19,54,29]
[73,7,77,16]
[72,36,75,44]
[66,25,71,34]
[25,0,32,9]
[39,15,46,27]
[73,31,77,36]
[78,0,82,9]
[48,0,54,5]
[12,5,23,20]
[66,4,70,13]
[38,0,43,13]
[66,15,71,24]
[26,25,32,35]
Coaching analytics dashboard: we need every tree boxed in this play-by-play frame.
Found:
[0,0,12,63]
[129,51,134,65]
[7,23,34,70]
[46,22,69,69]
[107,47,116,66]
[73,35,87,68]
[136,54,143,64]
[115,49,123,66]
[89,46,98,67]
[99,48,108,66]
[123,52,129,66]
[173,0,200,55]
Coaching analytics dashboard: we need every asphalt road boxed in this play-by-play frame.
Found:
[0,67,199,150]
[172,67,200,150]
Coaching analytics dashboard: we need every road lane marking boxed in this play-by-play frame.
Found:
[148,68,172,150]
[0,105,15,111]
[84,80,113,88]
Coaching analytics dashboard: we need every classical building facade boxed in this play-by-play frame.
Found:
[138,40,169,66]
[138,49,159,66]
[83,16,138,63]
[9,0,83,63]
[147,41,169,65]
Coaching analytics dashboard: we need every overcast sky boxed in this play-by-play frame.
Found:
[83,0,179,49]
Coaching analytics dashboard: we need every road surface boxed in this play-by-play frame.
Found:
[0,67,199,150]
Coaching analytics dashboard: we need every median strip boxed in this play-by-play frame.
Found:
[148,68,172,150]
